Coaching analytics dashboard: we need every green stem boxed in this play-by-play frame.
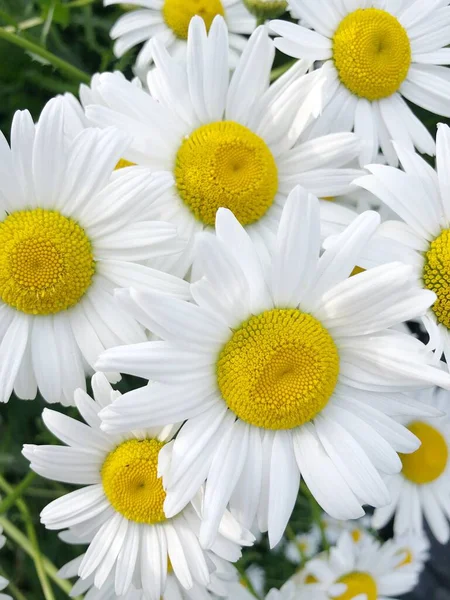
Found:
[0,476,55,600]
[270,59,297,82]
[302,483,330,551]
[0,28,90,83]
[285,524,307,564]
[0,517,78,598]
[235,562,262,599]
[0,472,36,515]
[0,568,27,600]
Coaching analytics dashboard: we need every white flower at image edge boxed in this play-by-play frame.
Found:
[0,97,190,405]
[104,0,256,76]
[23,374,252,599]
[81,16,366,276]
[0,528,11,600]
[97,186,450,549]
[270,0,450,165]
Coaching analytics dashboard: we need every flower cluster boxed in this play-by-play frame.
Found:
[1,0,450,599]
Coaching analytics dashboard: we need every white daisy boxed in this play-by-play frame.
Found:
[23,373,252,599]
[227,580,328,600]
[304,532,418,600]
[392,533,430,578]
[0,96,189,405]
[0,528,11,600]
[372,386,450,544]
[356,125,450,363]
[320,514,373,546]
[59,543,237,599]
[104,0,256,76]
[270,0,450,166]
[83,17,365,276]
[285,526,321,563]
[97,186,450,550]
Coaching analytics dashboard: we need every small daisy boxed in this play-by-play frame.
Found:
[271,1,450,166]
[59,543,238,599]
[0,528,11,600]
[285,526,321,564]
[0,97,189,405]
[321,514,373,546]
[23,373,252,598]
[104,0,256,75]
[392,533,430,577]
[83,17,365,275]
[373,386,450,544]
[227,580,326,600]
[97,186,450,549]
[305,532,418,600]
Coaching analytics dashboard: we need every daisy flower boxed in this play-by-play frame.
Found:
[393,533,430,577]
[0,96,189,405]
[83,17,365,275]
[320,514,373,546]
[355,125,450,364]
[285,526,321,563]
[104,0,256,75]
[372,386,450,544]
[97,186,450,549]
[227,580,326,600]
[23,373,252,599]
[304,532,418,600]
[270,0,450,166]
[0,528,11,600]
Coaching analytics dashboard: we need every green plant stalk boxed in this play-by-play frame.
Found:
[270,59,297,82]
[0,476,55,600]
[302,483,330,552]
[285,524,308,564]
[0,567,27,600]
[0,516,78,598]
[0,472,36,515]
[235,561,262,599]
[0,28,90,83]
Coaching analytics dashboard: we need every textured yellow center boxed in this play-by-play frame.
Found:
[400,421,448,485]
[217,309,340,430]
[115,158,136,170]
[335,572,377,600]
[175,121,278,227]
[101,439,167,524]
[332,8,411,101]
[423,229,450,328]
[162,0,225,39]
[397,549,413,568]
[0,209,94,315]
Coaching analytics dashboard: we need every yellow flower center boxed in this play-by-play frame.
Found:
[101,439,167,524]
[332,8,411,101]
[400,421,448,485]
[162,0,225,39]
[351,529,362,543]
[305,574,318,584]
[0,209,95,315]
[175,121,278,227]
[423,229,450,328]
[396,549,413,568]
[115,158,136,170]
[216,309,340,430]
[335,572,377,600]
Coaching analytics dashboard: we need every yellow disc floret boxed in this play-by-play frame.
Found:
[163,0,225,40]
[217,309,339,430]
[0,209,95,315]
[423,229,450,328]
[332,8,411,101]
[335,572,377,600]
[175,121,278,227]
[101,438,167,524]
[115,158,136,170]
[400,421,448,485]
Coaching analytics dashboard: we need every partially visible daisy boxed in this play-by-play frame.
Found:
[243,0,287,20]
[393,533,430,577]
[104,0,256,76]
[227,580,327,600]
[97,186,450,550]
[0,97,189,405]
[271,1,450,165]
[23,373,252,598]
[356,126,450,363]
[305,532,418,600]
[84,17,365,275]
[373,386,450,544]
[0,527,11,600]
[320,514,373,546]
[285,526,321,564]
